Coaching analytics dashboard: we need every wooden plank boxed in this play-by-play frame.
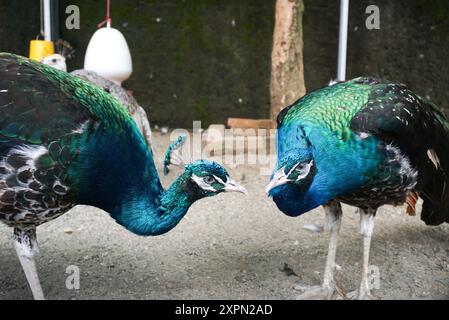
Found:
[227,118,276,129]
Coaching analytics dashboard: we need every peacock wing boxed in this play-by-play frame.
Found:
[0,53,103,222]
[349,77,449,225]
[349,78,436,149]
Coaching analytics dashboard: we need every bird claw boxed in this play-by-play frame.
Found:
[303,224,324,233]
[294,284,336,300]
[340,289,376,300]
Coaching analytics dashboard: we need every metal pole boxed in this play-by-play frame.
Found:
[337,0,349,81]
[51,0,60,44]
[43,0,52,41]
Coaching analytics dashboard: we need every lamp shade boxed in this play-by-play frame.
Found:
[84,25,132,86]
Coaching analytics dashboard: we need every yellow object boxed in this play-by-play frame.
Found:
[29,40,54,61]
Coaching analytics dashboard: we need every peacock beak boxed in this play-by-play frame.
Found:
[266,167,288,195]
[223,179,248,195]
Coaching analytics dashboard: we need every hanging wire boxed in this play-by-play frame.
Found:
[98,0,112,28]
[38,0,45,39]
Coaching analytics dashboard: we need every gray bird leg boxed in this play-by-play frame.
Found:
[13,227,45,300]
[347,208,376,300]
[296,201,342,300]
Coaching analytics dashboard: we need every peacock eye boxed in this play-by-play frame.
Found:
[203,175,216,184]
[295,163,306,171]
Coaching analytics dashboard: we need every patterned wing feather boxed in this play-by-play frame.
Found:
[349,78,449,225]
[0,53,159,225]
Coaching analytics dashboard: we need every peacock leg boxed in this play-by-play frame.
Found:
[347,208,376,300]
[13,227,45,300]
[295,201,342,300]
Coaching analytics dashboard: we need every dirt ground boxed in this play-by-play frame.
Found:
[0,133,448,300]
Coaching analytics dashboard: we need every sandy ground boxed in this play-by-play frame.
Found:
[0,133,448,300]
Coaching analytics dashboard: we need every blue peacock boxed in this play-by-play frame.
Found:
[0,53,246,299]
[267,77,449,300]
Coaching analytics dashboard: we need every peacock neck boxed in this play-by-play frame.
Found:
[71,126,196,236]
[109,173,195,236]
[272,183,320,217]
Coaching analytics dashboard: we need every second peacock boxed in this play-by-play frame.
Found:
[267,77,449,300]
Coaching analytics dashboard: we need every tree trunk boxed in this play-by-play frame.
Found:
[270,0,306,120]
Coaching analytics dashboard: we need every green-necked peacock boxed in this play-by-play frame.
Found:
[0,53,246,299]
[267,77,449,299]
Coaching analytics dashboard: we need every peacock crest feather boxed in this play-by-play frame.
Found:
[163,134,191,176]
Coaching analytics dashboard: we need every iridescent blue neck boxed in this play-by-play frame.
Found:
[271,184,321,217]
[108,174,195,236]
[71,126,197,236]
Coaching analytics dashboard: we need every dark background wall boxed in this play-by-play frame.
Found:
[304,0,449,110]
[1,0,449,127]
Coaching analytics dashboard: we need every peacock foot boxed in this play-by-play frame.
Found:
[294,283,336,300]
[343,289,376,300]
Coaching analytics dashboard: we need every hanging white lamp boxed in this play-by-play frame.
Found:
[84,0,132,86]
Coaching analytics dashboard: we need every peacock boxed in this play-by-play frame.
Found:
[267,77,449,300]
[0,53,246,299]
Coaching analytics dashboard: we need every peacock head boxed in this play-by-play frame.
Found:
[41,54,67,72]
[266,148,316,198]
[181,160,247,199]
[164,136,247,201]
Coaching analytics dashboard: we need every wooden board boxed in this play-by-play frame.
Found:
[227,118,276,129]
